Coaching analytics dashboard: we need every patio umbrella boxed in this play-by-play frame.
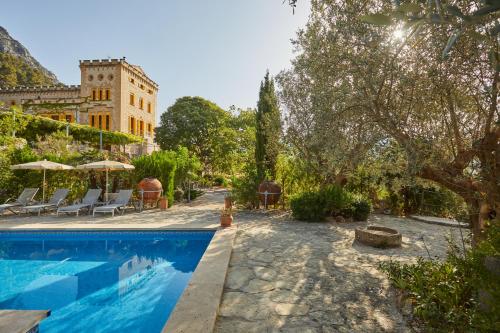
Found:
[11,159,74,202]
[76,160,134,202]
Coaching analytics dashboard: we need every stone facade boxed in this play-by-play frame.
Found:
[0,57,158,155]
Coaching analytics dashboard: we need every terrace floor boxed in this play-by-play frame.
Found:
[214,211,469,333]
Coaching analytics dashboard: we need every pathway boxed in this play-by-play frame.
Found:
[215,212,469,333]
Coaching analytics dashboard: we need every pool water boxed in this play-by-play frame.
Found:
[0,231,214,333]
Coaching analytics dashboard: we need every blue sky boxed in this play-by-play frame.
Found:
[0,0,310,121]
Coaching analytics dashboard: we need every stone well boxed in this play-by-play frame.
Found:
[355,225,402,248]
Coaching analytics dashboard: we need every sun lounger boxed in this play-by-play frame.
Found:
[93,190,133,217]
[56,189,102,216]
[20,189,69,216]
[0,188,39,215]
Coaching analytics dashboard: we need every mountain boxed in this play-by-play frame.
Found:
[0,26,59,87]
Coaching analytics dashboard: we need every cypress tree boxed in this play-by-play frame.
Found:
[255,70,281,182]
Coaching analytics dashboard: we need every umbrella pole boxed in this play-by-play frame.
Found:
[43,169,46,202]
[106,169,109,202]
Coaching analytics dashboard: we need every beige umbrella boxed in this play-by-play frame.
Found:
[11,159,74,202]
[76,160,134,201]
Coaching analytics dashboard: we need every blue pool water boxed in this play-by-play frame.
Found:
[0,231,214,332]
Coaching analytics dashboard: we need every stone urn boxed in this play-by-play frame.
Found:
[258,181,281,207]
[138,178,163,204]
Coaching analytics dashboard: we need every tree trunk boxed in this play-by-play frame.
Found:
[468,200,495,247]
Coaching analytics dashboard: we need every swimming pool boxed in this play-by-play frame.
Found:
[0,231,214,332]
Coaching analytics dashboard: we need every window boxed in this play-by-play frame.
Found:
[147,102,152,113]
[129,93,135,106]
[65,115,73,123]
[51,115,59,121]
[92,89,97,101]
[140,84,144,90]
[139,97,144,110]
[147,89,153,94]
[89,112,111,129]
[139,120,144,136]
[129,77,135,84]
[130,116,136,134]
[11,100,16,106]
[105,89,111,100]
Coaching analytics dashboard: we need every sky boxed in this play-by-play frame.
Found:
[0,0,310,122]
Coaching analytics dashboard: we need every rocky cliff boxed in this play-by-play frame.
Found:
[0,26,58,85]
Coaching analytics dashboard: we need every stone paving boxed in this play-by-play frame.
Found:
[214,211,470,333]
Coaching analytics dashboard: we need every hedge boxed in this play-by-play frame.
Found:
[0,111,142,145]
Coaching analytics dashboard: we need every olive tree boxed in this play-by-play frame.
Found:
[282,0,498,244]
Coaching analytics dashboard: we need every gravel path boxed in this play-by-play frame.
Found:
[214,211,469,333]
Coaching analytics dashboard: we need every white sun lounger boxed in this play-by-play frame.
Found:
[0,188,39,215]
[20,189,69,216]
[57,189,102,216]
[93,190,133,217]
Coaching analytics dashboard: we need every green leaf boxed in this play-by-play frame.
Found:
[490,23,500,36]
[360,14,393,26]
[468,31,487,41]
[472,4,500,17]
[430,13,444,24]
[489,50,500,71]
[442,29,462,59]
[446,5,464,18]
[398,3,422,13]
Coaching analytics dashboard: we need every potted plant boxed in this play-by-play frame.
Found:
[220,208,233,227]
[159,196,168,210]
[224,193,233,209]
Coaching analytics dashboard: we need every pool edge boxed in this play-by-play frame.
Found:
[0,224,236,333]
[162,226,236,333]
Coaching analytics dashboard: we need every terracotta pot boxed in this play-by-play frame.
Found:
[220,214,233,227]
[224,197,232,209]
[138,178,163,204]
[258,181,282,206]
[159,197,168,210]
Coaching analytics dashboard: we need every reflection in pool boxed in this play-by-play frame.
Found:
[0,231,214,333]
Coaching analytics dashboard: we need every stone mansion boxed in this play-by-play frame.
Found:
[0,57,158,154]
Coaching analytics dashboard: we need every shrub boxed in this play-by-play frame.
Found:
[174,187,184,202]
[173,146,201,189]
[379,223,500,332]
[322,184,353,216]
[290,191,326,222]
[351,197,372,221]
[213,175,227,187]
[184,188,204,201]
[231,164,260,208]
[400,184,467,219]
